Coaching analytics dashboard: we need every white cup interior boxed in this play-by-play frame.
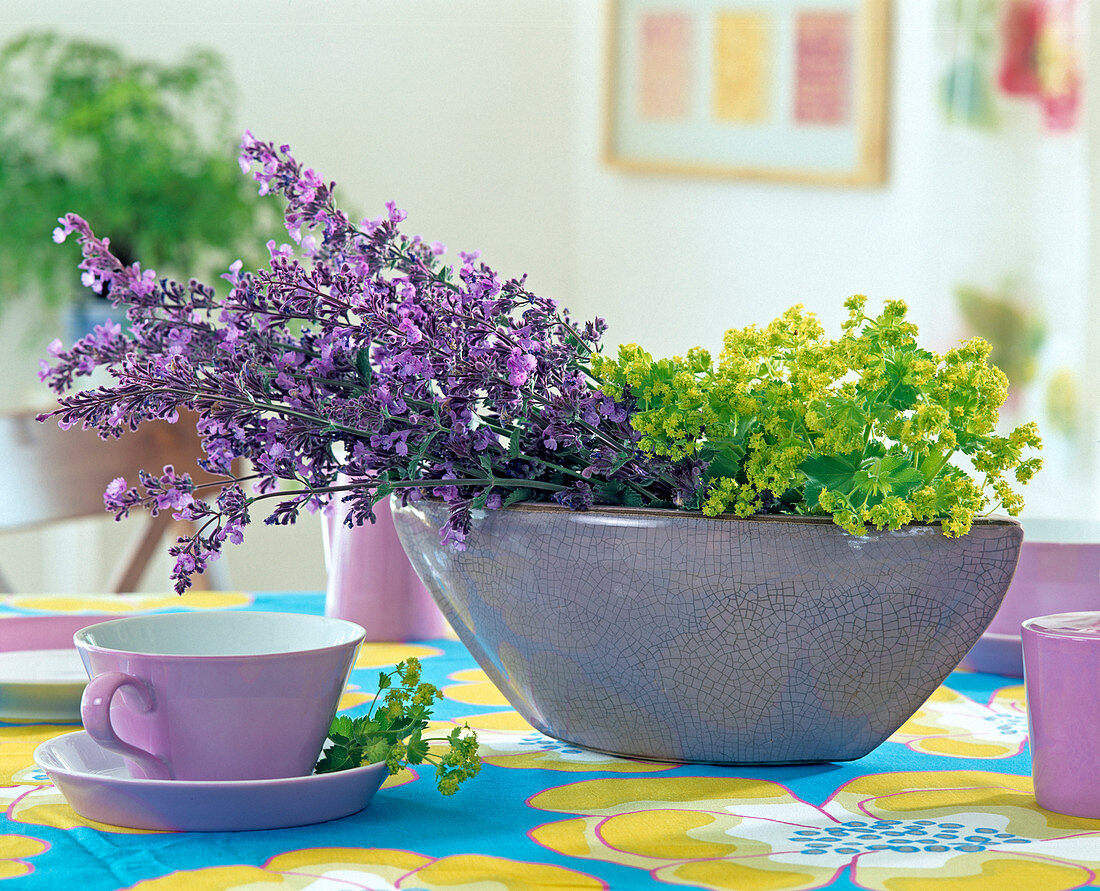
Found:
[74,611,364,657]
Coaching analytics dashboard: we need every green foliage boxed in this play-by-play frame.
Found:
[955,282,1046,392]
[0,31,280,313]
[1043,367,1078,437]
[314,658,481,796]
[592,296,1042,537]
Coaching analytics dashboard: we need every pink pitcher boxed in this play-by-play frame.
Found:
[322,492,449,641]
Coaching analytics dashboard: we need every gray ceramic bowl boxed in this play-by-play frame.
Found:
[393,501,1023,764]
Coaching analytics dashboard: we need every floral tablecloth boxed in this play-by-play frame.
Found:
[1,592,1098,891]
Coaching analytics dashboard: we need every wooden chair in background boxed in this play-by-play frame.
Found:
[0,409,221,593]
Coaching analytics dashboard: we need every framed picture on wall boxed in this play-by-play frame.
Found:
[604,0,889,185]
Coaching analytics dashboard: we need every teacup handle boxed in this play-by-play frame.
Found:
[81,672,173,780]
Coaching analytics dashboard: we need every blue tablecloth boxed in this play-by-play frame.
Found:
[1,591,1097,891]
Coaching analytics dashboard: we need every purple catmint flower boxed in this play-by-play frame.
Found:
[266,240,293,261]
[131,266,157,297]
[104,477,127,503]
[505,348,537,386]
[397,318,423,345]
[36,134,695,592]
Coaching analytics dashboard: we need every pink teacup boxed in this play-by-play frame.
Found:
[75,611,364,781]
[1022,611,1100,818]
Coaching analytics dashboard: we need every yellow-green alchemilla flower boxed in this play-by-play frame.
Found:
[595,299,1041,536]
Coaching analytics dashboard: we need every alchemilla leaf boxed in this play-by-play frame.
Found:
[313,660,479,796]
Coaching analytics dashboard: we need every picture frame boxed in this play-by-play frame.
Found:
[604,0,889,186]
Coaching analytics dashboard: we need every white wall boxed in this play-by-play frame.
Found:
[0,0,1095,593]
[568,3,944,353]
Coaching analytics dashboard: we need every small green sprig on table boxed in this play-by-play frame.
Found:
[314,658,480,796]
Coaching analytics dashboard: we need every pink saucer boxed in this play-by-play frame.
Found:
[34,731,388,831]
[0,611,137,650]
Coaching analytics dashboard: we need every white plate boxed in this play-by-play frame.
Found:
[0,649,88,721]
[35,731,389,831]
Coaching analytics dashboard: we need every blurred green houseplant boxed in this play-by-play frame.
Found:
[0,31,276,315]
[955,281,1046,393]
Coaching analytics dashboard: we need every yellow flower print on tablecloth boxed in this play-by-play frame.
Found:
[336,682,373,712]
[442,667,511,706]
[2,592,252,613]
[122,846,605,890]
[0,834,48,880]
[529,771,1100,891]
[891,683,1028,758]
[0,725,75,785]
[340,643,445,712]
[355,642,444,670]
[0,725,158,833]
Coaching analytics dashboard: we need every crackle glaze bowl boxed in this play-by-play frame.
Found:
[393,501,1023,764]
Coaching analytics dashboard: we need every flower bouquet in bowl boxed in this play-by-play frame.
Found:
[39,133,1042,763]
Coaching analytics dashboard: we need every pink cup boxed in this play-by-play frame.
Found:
[322,490,449,641]
[75,611,364,781]
[1022,611,1100,818]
